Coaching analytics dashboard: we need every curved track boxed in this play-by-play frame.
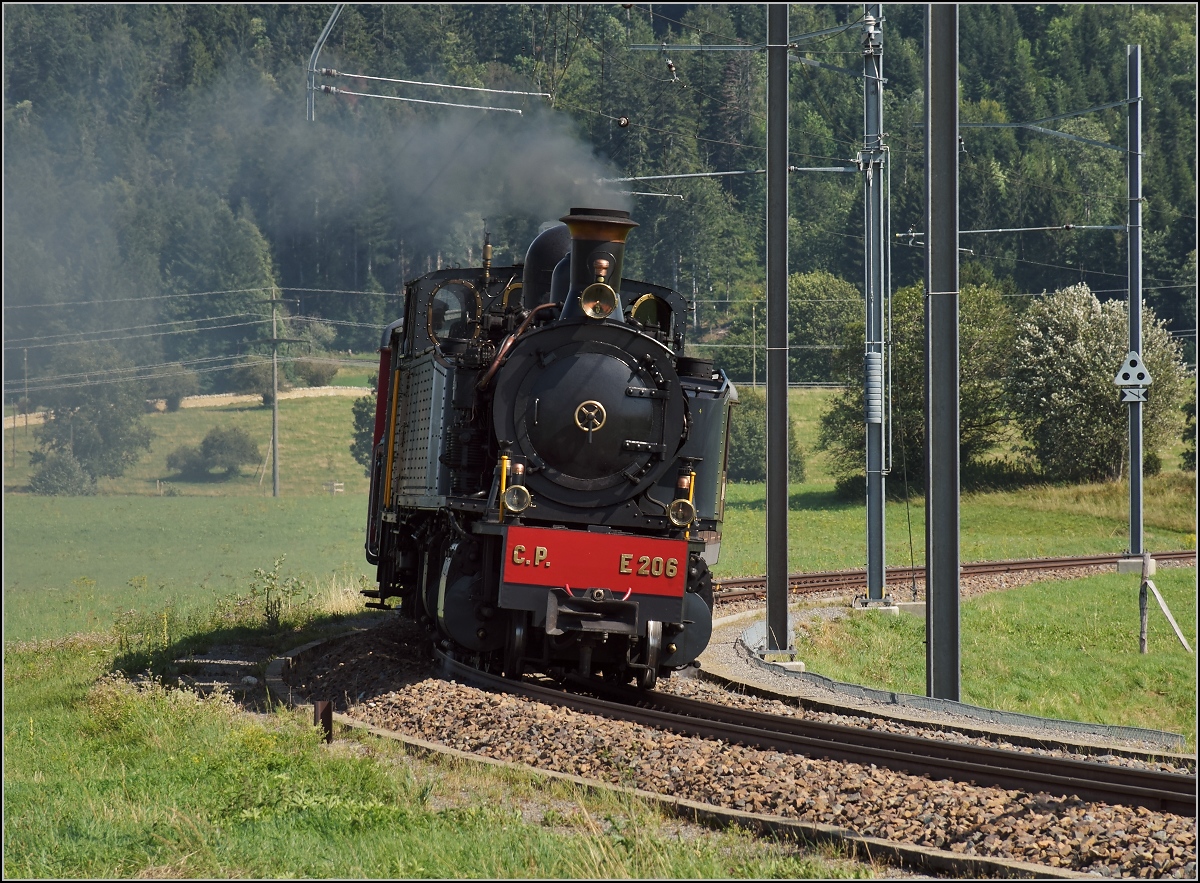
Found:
[435,649,1196,818]
[713,551,1197,602]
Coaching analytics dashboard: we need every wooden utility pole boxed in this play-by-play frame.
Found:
[265,290,303,498]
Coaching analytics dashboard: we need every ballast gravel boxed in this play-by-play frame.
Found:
[287,619,1197,879]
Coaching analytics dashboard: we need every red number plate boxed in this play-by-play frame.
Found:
[502,526,687,598]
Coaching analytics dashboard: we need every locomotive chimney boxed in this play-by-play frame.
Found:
[521,224,571,308]
[558,208,638,321]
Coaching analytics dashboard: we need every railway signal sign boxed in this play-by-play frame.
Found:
[1114,351,1152,388]
[1121,388,1148,403]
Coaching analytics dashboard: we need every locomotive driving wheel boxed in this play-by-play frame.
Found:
[636,621,662,690]
[503,612,528,679]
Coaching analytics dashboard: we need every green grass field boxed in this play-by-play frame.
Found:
[4,387,1195,639]
[3,394,373,498]
[3,494,374,643]
[4,385,1196,878]
[792,566,1197,748]
[2,627,871,880]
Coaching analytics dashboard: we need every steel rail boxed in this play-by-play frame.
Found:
[713,551,1197,601]
[581,680,1197,814]
[436,650,1195,817]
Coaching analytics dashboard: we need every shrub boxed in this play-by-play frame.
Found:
[166,444,207,478]
[726,387,806,483]
[166,427,260,479]
[294,357,338,387]
[30,453,97,496]
[1009,284,1189,482]
[33,343,152,479]
[1183,390,1197,472]
[150,366,200,411]
[1143,450,1162,477]
[200,425,260,476]
[818,281,1013,489]
[230,358,280,406]
[350,378,377,476]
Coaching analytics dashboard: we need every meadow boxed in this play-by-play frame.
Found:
[4,386,1194,641]
[4,384,1195,878]
[791,566,1197,747]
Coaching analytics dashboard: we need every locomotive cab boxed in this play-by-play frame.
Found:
[366,208,735,688]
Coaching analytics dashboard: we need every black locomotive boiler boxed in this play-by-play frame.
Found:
[364,208,736,688]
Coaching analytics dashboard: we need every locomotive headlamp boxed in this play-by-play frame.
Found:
[503,484,532,514]
[669,467,697,527]
[580,282,618,319]
[667,498,696,527]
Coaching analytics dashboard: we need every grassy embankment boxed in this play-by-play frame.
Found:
[3,592,872,880]
[792,566,1197,747]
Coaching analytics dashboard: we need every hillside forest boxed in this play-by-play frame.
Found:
[4,4,1196,487]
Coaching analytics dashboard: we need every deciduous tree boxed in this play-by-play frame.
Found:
[1009,283,1188,482]
[32,344,153,480]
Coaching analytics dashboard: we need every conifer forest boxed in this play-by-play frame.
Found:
[4,4,1195,400]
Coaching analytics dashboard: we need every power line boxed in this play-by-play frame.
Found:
[4,313,259,346]
[8,358,272,395]
[4,319,270,352]
[7,353,247,388]
[2,285,400,314]
[4,353,364,396]
[2,287,273,310]
[4,347,377,397]
[290,316,388,331]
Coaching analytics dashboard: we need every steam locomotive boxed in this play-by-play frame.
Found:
[363,208,736,688]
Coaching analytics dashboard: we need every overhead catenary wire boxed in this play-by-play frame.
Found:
[576,14,866,151]
[552,95,857,167]
[891,236,1180,284]
[317,68,550,99]
[318,84,522,114]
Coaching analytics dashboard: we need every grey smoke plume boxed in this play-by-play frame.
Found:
[274,94,633,271]
[385,105,631,223]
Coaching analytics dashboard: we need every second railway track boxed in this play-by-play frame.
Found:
[713,550,1197,601]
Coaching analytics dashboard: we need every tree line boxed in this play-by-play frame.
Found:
[4,4,1195,492]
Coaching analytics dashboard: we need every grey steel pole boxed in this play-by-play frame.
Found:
[924,4,960,701]
[766,3,790,652]
[307,5,344,122]
[863,6,887,602]
[1127,44,1143,558]
[272,302,280,498]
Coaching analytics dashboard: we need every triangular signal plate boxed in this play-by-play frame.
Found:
[1113,351,1152,387]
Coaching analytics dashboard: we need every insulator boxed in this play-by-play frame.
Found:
[865,352,884,424]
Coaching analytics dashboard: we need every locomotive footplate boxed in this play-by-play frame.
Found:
[498,525,687,633]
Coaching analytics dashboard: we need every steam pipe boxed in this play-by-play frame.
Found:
[476,303,559,391]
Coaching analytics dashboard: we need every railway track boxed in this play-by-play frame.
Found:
[713,550,1197,601]
[436,649,1196,818]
